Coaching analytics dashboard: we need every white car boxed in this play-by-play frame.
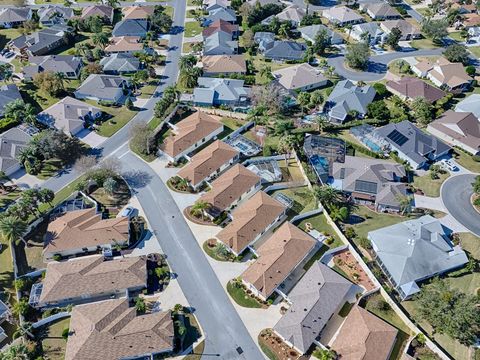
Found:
[120,206,135,218]
[439,159,458,172]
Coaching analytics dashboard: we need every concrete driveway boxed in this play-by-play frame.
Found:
[76,129,107,148]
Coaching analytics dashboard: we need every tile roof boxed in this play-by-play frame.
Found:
[241,222,316,298]
[216,191,286,254]
[386,77,446,103]
[200,164,261,212]
[201,54,246,74]
[65,299,174,360]
[44,208,130,254]
[273,63,328,90]
[202,19,238,37]
[428,110,480,153]
[331,305,398,360]
[105,36,144,53]
[160,111,223,158]
[39,255,146,305]
[122,5,155,19]
[274,262,355,353]
[37,96,102,135]
[322,6,364,23]
[81,5,114,21]
[177,140,238,186]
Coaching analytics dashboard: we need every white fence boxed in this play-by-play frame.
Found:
[32,312,70,329]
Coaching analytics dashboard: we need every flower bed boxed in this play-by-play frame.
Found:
[333,250,375,291]
[258,329,300,360]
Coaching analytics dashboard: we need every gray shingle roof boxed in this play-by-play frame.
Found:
[375,120,451,167]
[75,74,128,102]
[262,41,306,61]
[38,5,74,25]
[0,84,22,117]
[24,55,81,79]
[326,80,376,121]
[0,126,32,173]
[203,31,237,55]
[112,19,148,37]
[194,77,249,104]
[11,27,66,55]
[368,215,468,296]
[274,262,355,353]
[298,24,344,45]
[455,94,480,118]
[206,7,237,23]
[99,53,140,73]
[0,7,31,24]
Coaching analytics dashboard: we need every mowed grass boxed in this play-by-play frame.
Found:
[226,281,263,308]
[298,213,343,248]
[349,206,409,239]
[184,21,202,37]
[0,28,22,50]
[270,187,317,215]
[412,171,450,197]
[40,318,71,360]
[138,80,159,99]
[411,38,440,49]
[453,150,480,173]
[468,46,480,59]
[84,100,137,137]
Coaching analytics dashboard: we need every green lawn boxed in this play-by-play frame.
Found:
[0,188,21,208]
[202,241,234,262]
[270,187,317,215]
[39,318,70,360]
[138,80,159,99]
[165,6,174,19]
[468,46,480,58]
[411,38,440,50]
[412,172,449,198]
[182,42,200,54]
[258,336,280,360]
[85,100,137,137]
[0,28,22,50]
[453,149,480,173]
[248,54,292,85]
[37,158,64,180]
[278,159,305,183]
[221,117,245,131]
[226,281,263,308]
[184,21,202,37]
[448,31,464,42]
[349,206,409,239]
[298,213,343,249]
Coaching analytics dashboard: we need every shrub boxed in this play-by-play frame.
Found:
[473,155,480,162]
[344,227,356,239]
[53,254,62,261]
[62,328,69,340]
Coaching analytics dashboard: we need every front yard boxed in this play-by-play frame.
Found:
[185,21,202,37]
[453,149,480,173]
[85,100,137,137]
[226,280,264,308]
[468,46,480,58]
[412,171,449,197]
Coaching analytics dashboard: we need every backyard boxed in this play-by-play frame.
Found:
[36,318,71,360]
[277,159,305,183]
[297,212,343,249]
[348,206,409,239]
[270,187,317,216]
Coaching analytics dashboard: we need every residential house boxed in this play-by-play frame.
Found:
[203,0,231,11]
[298,24,344,45]
[303,134,346,183]
[0,126,33,176]
[112,19,148,38]
[202,19,239,38]
[375,120,451,169]
[262,5,306,27]
[177,140,239,191]
[247,0,282,6]
[427,110,480,155]
[105,36,145,54]
[451,2,477,13]
[455,93,480,118]
[324,80,376,123]
[199,163,262,217]
[359,2,401,20]
[331,156,408,212]
[254,31,275,45]
[201,54,246,76]
[350,22,384,45]
[0,84,22,117]
[32,255,146,308]
[193,77,250,107]
[43,208,130,260]
[159,111,224,162]
[322,6,365,26]
[260,40,306,62]
[386,77,446,103]
[38,6,74,27]
[9,27,68,56]
[23,55,83,81]
[331,306,398,360]
[100,53,141,74]
[0,7,32,28]
[121,5,155,20]
[272,63,329,92]
[274,262,357,354]
[37,96,102,136]
[203,31,238,55]
[74,74,130,104]
[205,7,237,25]
[380,19,421,40]
[368,215,468,299]
[467,26,480,43]
[65,299,174,360]
[81,5,114,24]
[216,191,286,255]
[463,12,480,28]
[412,57,472,92]
[0,300,10,343]
[241,222,317,301]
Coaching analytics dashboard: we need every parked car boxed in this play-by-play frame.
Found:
[5,52,15,58]
[120,206,135,218]
[0,49,7,56]
[439,159,458,172]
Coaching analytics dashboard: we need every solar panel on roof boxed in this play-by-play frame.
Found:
[354,180,378,194]
[387,129,408,146]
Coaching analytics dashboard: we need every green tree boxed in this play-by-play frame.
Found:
[422,18,448,44]
[443,44,470,65]
[33,71,64,97]
[179,54,197,72]
[0,216,26,245]
[92,32,109,49]
[472,175,480,194]
[105,0,120,8]
[411,97,433,125]
[103,177,117,195]
[3,99,26,123]
[297,92,311,113]
[0,343,30,360]
[367,100,390,120]
[149,6,173,34]
[385,26,402,49]
[313,185,343,210]
[135,297,146,314]
[312,348,337,360]
[312,28,331,55]
[345,42,370,70]
[125,97,133,110]
[179,66,202,89]
[396,195,412,215]
[190,200,211,220]
[0,63,13,83]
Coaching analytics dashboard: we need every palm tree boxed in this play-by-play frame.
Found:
[106,0,120,8]
[3,99,24,123]
[75,43,89,56]
[313,185,343,210]
[259,65,273,81]
[0,216,27,246]
[396,195,413,215]
[179,54,197,72]
[23,103,37,125]
[180,66,202,88]
[316,115,328,134]
[277,135,297,162]
[190,200,211,221]
[0,63,13,84]
[0,171,10,192]
[1,343,30,360]
[92,32,109,49]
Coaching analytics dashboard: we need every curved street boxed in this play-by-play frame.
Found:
[326,48,444,82]
[441,174,480,236]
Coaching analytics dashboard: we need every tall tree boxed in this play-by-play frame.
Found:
[345,42,370,70]
[313,185,343,210]
[190,200,211,220]
[422,18,448,44]
[0,216,27,245]
[443,44,470,65]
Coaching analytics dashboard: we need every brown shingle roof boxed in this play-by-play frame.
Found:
[202,54,247,74]
[177,140,238,186]
[216,191,286,254]
[386,77,446,103]
[121,5,155,20]
[65,298,174,360]
[199,164,261,212]
[160,111,223,158]
[81,5,114,21]
[464,12,480,27]
[105,36,143,53]
[202,19,238,37]
[241,222,316,298]
[39,255,146,305]
[331,305,398,360]
[44,208,130,254]
[272,63,328,90]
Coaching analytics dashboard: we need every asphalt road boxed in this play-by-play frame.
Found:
[441,174,480,236]
[118,148,265,360]
[326,48,444,81]
[42,0,186,193]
